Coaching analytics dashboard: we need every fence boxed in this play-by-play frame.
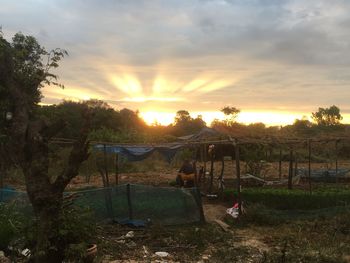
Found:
[0,184,204,226]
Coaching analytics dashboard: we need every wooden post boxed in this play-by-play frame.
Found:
[209,147,214,194]
[193,160,198,187]
[235,139,242,214]
[294,152,298,177]
[103,144,110,187]
[288,148,293,190]
[335,140,339,183]
[219,146,225,194]
[203,143,207,180]
[126,183,133,220]
[279,148,282,180]
[115,153,119,186]
[308,139,312,194]
[192,187,206,223]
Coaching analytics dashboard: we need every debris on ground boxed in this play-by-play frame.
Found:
[0,251,10,263]
[214,219,230,232]
[125,231,134,238]
[154,251,170,258]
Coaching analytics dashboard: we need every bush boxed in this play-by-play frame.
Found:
[21,205,96,262]
[224,186,350,210]
[0,202,26,251]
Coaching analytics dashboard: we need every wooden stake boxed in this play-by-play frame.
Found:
[294,152,298,177]
[235,139,242,214]
[279,148,282,180]
[335,140,339,181]
[219,146,225,194]
[308,139,312,194]
[126,183,133,220]
[115,153,119,186]
[103,144,110,187]
[288,149,293,190]
[209,147,214,194]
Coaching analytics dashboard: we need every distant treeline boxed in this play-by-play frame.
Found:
[34,100,350,144]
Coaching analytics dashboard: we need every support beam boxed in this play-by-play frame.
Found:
[234,139,242,214]
[209,147,214,194]
[308,139,312,194]
[219,147,225,194]
[115,153,119,186]
[288,148,293,190]
[279,148,282,180]
[335,140,339,182]
[126,183,133,220]
[103,144,110,187]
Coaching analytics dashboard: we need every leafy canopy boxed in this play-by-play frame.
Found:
[311,105,343,126]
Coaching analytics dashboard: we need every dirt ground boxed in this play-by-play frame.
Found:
[96,200,271,263]
[3,160,350,262]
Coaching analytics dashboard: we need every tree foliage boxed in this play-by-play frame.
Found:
[221,106,240,125]
[0,32,89,262]
[172,110,206,136]
[311,105,343,126]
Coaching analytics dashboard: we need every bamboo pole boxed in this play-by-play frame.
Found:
[279,148,282,180]
[235,139,242,214]
[203,143,207,178]
[115,153,119,186]
[288,148,293,190]
[335,140,339,182]
[126,183,133,220]
[294,152,298,177]
[308,139,312,194]
[209,147,214,194]
[219,146,225,194]
[103,144,110,187]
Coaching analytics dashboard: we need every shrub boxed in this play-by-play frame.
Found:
[224,186,350,210]
[0,202,26,251]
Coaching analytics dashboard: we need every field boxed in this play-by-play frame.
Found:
[2,157,350,262]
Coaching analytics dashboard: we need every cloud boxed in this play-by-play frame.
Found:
[1,0,350,118]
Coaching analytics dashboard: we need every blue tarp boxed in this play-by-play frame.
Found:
[93,144,184,162]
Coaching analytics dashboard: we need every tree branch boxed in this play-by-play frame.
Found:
[53,109,91,191]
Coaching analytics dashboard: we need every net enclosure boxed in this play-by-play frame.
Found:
[0,184,205,226]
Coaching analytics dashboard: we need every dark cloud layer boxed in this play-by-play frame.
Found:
[1,0,350,120]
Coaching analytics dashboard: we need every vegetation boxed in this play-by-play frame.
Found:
[224,186,350,210]
[0,32,90,262]
[312,105,343,126]
[1,29,350,263]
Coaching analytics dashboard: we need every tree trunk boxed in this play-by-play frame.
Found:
[34,196,63,263]
[23,151,65,263]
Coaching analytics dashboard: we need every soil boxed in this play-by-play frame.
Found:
[3,159,350,262]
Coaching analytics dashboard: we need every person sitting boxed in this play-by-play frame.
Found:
[176,159,196,187]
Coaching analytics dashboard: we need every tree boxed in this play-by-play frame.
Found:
[311,105,343,126]
[174,110,192,124]
[0,32,90,262]
[292,116,313,135]
[221,106,240,125]
[172,110,206,136]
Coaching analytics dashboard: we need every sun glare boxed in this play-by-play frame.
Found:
[139,110,331,127]
[140,111,176,125]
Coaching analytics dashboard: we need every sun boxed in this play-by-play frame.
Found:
[139,111,176,126]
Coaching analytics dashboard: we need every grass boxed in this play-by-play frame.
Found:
[224,185,350,210]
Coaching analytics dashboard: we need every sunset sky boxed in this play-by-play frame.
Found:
[2,0,350,126]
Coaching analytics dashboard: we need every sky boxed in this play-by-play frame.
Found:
[1,0,350,126]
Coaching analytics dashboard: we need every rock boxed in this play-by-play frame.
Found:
[143,245,149,255]
[155,251,170,258]
[21,248,31,257]
[125,231,134,238]
[126,241,137,248]
[202,254,211,261]
[0,251,10,263]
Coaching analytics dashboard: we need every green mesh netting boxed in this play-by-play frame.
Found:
[0,184,204,225]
